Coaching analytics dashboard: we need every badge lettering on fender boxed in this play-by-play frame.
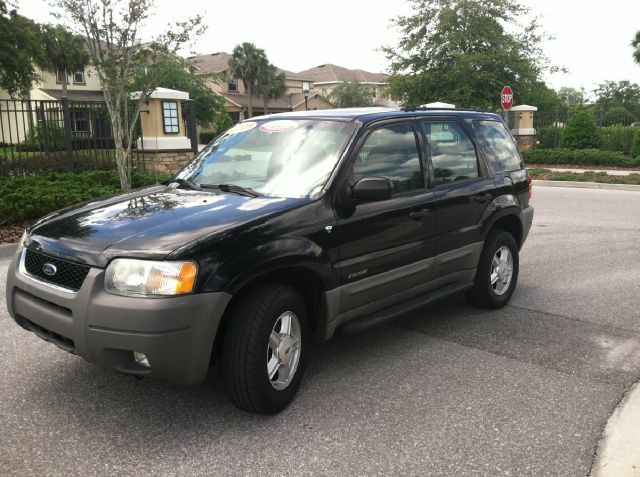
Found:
[347,269,368,280]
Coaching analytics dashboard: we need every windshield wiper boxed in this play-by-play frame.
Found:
[200,183,262,197]
[171,178,201,191]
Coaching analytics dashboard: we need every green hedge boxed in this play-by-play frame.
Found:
[0,171,170,224]
[523,148,640,168]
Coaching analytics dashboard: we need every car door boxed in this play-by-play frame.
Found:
[332,121,437,316]
[420,119,496,278]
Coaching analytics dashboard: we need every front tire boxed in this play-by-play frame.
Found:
[467,229,519,309]
[222,284,307,414]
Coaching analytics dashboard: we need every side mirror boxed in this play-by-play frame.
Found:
[352,177,393,202]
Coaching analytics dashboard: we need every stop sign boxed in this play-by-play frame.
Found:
[501,86,514,110]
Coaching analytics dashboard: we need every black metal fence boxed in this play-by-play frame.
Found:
[0,98,125,175]
[506,108,640,151]
[0,98,199,176]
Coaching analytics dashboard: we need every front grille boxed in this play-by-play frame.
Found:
[24,249,90,292]
[18,315,76,353]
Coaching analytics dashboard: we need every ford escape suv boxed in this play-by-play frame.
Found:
[6,108,534,414]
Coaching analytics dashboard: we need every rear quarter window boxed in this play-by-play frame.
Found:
[474,120,522,171]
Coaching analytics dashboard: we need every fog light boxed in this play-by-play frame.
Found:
[134,351,150,368]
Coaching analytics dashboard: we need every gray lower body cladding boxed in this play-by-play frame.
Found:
[5,248,231,384]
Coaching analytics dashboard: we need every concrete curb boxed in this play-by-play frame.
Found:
[546,168,638,177]
[0,243,18,260]
[533,180,640,192]
[592,381,640,477]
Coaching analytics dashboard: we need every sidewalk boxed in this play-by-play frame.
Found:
[592,382,640,477]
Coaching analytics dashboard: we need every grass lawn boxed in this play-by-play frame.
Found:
[528,168,640,185]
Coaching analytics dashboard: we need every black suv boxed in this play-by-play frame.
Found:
[6,108,533,414]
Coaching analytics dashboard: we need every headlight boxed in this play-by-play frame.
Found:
[105,259,197,297]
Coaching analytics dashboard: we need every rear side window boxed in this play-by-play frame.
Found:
[475,120,522,170]
[422,121,479,186]
[354,124,423,193]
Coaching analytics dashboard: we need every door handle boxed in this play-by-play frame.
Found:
[409,209,431,220]
[472,193,492,204]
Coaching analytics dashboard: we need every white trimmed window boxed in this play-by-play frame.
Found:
[162,101,179,134]
[228,78,238,92]
[73,66,85,84]
[55,69,66,83]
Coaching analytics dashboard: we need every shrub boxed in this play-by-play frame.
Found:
[602,107,636,126]
[632,132,640,159]
[536,125,563,149]
[15,123,66,152]
[598,127,640,156]
[199,131,218,144]
[0,151,116,176]
[199,111,235,144]
[561,109,600,149]
[522,148,640,168]
[0,171,170,224]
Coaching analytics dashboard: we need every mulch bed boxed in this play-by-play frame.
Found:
[0,222,28,244]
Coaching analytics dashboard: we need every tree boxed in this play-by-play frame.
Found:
[592,81,640,120]
[0,0,44,97]
[228,42,268,118]
[632,31,640,65]
[383,0,559,109]
[255,64,286,115]
[328,82,376,108]
[51,0,206,191]
[40,25,89,98]
[602,106,635,126]
[133,56,225,129]
[557,87,587,114]
[561,108,599,149]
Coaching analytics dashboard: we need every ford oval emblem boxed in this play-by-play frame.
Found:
[42,263,57,276]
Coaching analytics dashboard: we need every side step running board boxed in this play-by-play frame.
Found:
[341,282,474,334]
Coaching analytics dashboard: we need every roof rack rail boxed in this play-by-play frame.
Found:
[401,107,488,113]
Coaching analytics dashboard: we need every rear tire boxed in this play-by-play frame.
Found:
[222,284,307,414]
[467,229,519,309]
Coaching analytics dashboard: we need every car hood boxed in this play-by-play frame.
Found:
[27,186,309,267]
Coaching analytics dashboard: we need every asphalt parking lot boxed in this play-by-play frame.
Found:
[1,185,640,476]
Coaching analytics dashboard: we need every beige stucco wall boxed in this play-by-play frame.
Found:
[38,65,102,91]
[0,97,33,143]
[513,111,534,130]
[139,98,186,138]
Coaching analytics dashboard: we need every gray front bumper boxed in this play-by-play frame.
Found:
[5,248,232,384]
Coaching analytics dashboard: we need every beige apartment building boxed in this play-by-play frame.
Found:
[297,63,395,107]
[0,64,104,144]
[190,52,333,122]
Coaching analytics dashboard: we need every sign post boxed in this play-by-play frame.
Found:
[501,86,513,128]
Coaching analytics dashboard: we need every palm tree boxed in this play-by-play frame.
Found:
[228,42,268,118]
[41,25,89,98]
[256,64,287,115]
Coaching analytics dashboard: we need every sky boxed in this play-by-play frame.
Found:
[16,0,640,96]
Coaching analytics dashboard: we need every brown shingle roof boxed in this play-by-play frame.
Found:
[224,92,320,110]
[296,64,388,84]
[190,52,315,82]
[190,52,233,73]
[40,89,104,101]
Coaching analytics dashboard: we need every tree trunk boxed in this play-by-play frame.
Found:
[62,70,68,98]
[247,84,253,118]
[111,116,131,192]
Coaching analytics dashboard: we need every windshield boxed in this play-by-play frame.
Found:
[175,119,356,198]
